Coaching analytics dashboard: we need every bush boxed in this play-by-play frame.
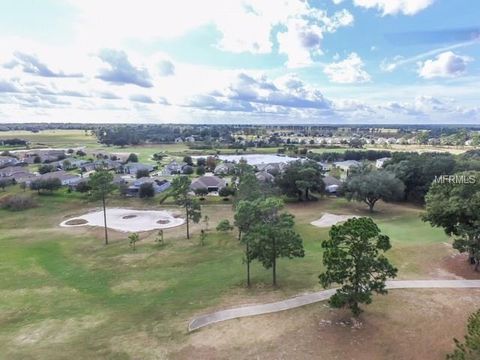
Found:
[182,165,194,175]
[0,194,37,211]
[219,186,235,197]
[29,178,62,193]
[136,169,150,179]
[75,181,91,193]
[139,182,155,198]
[216,219,233,232]
[127,153,138,163]
[76,150,86,157]
[194,187,208,197]
[38,164,55,174]
[196,165,206,176]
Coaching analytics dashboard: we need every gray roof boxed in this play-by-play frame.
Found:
[190,176,226,190]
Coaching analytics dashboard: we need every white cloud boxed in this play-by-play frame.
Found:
[332,0,345,4]
[353,0,435,16]
[324,53,371,83]
[418,51,472,79]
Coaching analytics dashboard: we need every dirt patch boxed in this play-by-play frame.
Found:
[122,215,137,219]
[111,280,166,294]
[64,219,88,226]
[110,332,168,360]
[442,253,480,279]
[175,289,480,360]
[13,315,105,346]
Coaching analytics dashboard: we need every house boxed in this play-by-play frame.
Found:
[0,166,29,178]
[94,159,123,171]
[256,162,285,175]
[0,156,19,169]
[190,176,226,193]
[185,136,195,143]
[127,177,171,196]
[39,171,82,186]
[255,171,275,183]
[23,149,66,163]
[162,160,186,175]
[80,162,96,173]
[174,137,184,143]
[121,163,154,176]
[333,160,361,179]
[214,162,235,175]
[323,175,342,194]
[376,157,391,169]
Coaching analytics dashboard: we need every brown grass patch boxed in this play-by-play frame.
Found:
[64,219,88,226]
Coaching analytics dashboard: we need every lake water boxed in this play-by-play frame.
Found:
[194,154,299,165]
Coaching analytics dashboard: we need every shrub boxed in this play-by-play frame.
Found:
[139,182,155,198]
[216,219,233,232]
[127,153,138,163]
[194,187,208,197]
[75,181,91,193]
[0,194,37,211]
[136,169,150,179]
[38,164,55,174]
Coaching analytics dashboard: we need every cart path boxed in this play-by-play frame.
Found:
[188,280,480,331]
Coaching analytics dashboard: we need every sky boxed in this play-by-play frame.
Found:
[0,0,479,125]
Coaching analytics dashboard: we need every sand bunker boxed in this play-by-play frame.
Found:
[60,208,184,232]
[310,213,357,228]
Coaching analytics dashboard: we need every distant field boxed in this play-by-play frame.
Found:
[0,130,99,149]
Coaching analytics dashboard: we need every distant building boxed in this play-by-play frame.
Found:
[214,163,235,175]
[39,171,82,186]
[0,156,19,169]
[121,163,154,176]
[162,160,187,175]
[127,177,171,196]
[323,175,342,194]
[255,171,275,183]
[376,157,391,169]
[190,176,226,193]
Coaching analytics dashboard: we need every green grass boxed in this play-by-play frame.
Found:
[0,186,454,358]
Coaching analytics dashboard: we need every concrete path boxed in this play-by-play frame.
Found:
[188,280,480,331]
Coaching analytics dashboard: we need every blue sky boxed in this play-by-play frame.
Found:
[0,0,479,124]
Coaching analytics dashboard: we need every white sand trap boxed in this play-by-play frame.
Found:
[310,213,357,228]
[60,208,184,232]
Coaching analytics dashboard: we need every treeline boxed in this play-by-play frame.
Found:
[95,125,235,146]
[307,150,392,162]
[0,138,28,146]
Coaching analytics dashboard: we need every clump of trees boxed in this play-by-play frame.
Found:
[447,308,480,359]
[344,170,405,212]
[423,171,480,271]
[319,217,397,316]
[139,182,155,198]
[136,169,150,179]
[276,160,324,201]
[235,197,305,286]
[29,178,62,194]
[38,164,56,174]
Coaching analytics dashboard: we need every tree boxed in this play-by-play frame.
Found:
[319,217,397,316]
[423,171,480,271]
[245,198,305,286]
[234,200,260,285]
[171,176,201,239]
[276,160,324,201]
[194,187,208,198]
[75,181,91,193]
[345,171,404,212]
[447,309,480,359]
[216,219,233,232]
[155,229,164,245]
[183,155,193,166]
[38,164,55,174]
[206,156,217,171]
[235,172,263,204]
[139,182,155,198]
[182,165,194,175]
[89,169,115,245]
[127,153,138,163]
[196,165,206,176]
[129,233,139,251]
[203,215,210,230]
[136,169,150,179]
[199,229,207,246]
[219,186,235,199]
[0,179,8,191]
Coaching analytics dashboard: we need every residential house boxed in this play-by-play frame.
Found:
[376,157,391,169]
[0,156,19,168]
[162,160,186,175]
[39,171,82,186]
[333,160,361,179]
[214,162,235,175]
[190,176,226,193]
[256,162,285,175]
[127,177,171,196]
[121,163,154,176]
[323,175,342,194]
[0,166,29,178]
[255,171,275,183]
